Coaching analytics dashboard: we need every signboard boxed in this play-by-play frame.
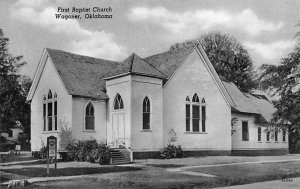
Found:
[48,139,56,158]
[47,136,57,173]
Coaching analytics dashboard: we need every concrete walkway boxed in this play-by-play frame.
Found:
[219,177,300,189]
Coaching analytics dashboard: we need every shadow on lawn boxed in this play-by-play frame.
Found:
[1,166,142,178]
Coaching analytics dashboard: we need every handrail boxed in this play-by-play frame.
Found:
[116,138,133,162]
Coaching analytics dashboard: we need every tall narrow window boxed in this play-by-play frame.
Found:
[201,98,206,132]
[266,131,270,142]
[282,129,286,142]
[186,96,190,131]
[275,129,278,142]
[85,102,95,130]
[258,127,262,141]
[143,97,150,130]
[192,94,200,132]
[48,90,52,99]
[54,101,57,130]
[48,101,53,131]
[114,93,124,110]
[242,121,249,141]
[43,103,46,131]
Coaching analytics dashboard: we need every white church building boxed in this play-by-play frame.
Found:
[27,43,288,158]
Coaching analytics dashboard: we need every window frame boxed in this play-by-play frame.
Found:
[258,127,262,142]
[142,96,151,130]
[186,94,207,133]
[84,101,95,131]
[43,90,58,133]
[242,121,249,141]
[282,129,287,142]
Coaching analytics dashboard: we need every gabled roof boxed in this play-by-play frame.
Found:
[222,81,276,122]
[46,48,120,99]
[104,53,166,79]
[144,45,194,78]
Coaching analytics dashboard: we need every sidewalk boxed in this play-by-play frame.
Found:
[219,177,300,189]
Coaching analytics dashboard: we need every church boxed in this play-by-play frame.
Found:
[27,43,289,159]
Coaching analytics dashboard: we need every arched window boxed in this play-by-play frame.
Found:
[48,90,52,99]
[43,90,58,132]
[186,96,191,131]
[192,93,200,132]
[192,93,199,102]
[201,98,206,132]
[114,94,124,110]
[85,102,95,130]
[143,97,150,130]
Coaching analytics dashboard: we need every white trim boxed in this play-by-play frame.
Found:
[142,95,151,130]
[27,49,69,101]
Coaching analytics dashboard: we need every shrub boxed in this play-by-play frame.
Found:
[32,146,47,159]
[0,142,15,152]
[66,140,111,165]
[160,144,184,159]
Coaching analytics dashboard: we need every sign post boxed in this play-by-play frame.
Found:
[47,136,57,175]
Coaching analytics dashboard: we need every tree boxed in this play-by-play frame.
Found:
[0,29,31,136]
[259,24,300,152]
[171,31,258,92]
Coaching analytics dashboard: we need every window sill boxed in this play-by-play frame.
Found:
[275,141,279,143]
[141,130,152,132]
[257,141,262,143]
[42,131,58,134]
[283,141,287,143]
[266,141,271,143]
[83,130,96,133]
[185,132,207,134]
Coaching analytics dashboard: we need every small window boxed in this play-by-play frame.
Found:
[242,121,249,141]
[48,90,52,99]
[114,94,124,110]
[8,130,13,137]
[85,102,95,130]
[258,127,261,141]
[201,98,205,103]
[275,129,278,142]
[143,97,150,130]
[266,131,270,142]
[192,93,199,102]
[186,96,190,102]
[282,129,286,142]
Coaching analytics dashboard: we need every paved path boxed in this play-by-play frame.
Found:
[219,177,300,189]
[167,158,300,177]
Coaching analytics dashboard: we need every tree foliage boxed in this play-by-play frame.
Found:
[171,31,258,92]
[0,29,31,135]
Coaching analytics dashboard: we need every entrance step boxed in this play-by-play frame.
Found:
[110,149,132,165]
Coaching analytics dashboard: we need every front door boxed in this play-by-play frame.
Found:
[112,113,125,148]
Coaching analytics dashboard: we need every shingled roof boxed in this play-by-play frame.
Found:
[46,48,119,99]
[222,81,275,122]
[144,45,194,78]
[104,53,167,79]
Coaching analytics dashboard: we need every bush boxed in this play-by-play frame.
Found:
[0,142,15,152]
[66,140,111,165]
[32,146,47,159]
[160,144,184,159]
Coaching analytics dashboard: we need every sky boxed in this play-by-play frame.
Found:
[0,0,299,78]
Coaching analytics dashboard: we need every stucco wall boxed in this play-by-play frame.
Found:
[130,75,163,151]
[106,75,131,147]
[231,113,289,150]
[163,48,232,151]
[71,98,106,143]
[30,57,72,151]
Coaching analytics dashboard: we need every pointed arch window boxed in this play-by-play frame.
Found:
[114,94,124,110]
[143,97,150,130]
[43,90,57,132]
[186,96,191,131]
[48,90,52,99]
[186,94,207,133]
[85,102,95,130]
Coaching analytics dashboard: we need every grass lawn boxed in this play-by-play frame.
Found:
[0,154,35,163]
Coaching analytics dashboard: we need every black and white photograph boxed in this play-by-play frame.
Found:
[0,0,300,188]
